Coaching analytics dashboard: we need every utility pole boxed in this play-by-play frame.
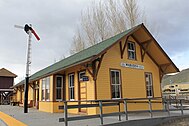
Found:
[15,24,40,113]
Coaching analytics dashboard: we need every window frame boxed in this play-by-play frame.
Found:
[41,76,50,101]
[56,75,63,101]
[145,72,154,98]
[46,77,50,101]
[41,79,46,101]
[68,73,75,101]
[110,69,122,99]
[127,41,136,60]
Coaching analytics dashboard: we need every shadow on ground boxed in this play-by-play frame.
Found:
[104,115,189,126]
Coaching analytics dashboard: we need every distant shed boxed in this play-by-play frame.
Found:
[0,68,17,104]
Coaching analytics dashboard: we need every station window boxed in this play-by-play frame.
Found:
[110,70,121,99]
[56,76,63,101]
[41,77,50,101]
[145,73,153,98]
[68,74,75,100]
[42,80,45,101]
[128,42,136,60]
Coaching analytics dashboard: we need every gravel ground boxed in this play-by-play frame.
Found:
[159,117,189,126]
[0,105,189,126]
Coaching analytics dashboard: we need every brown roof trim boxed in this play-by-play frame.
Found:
[131,34,160,67]
[0,68,17,78]
[140,24,179,72]
[90,24,143,62]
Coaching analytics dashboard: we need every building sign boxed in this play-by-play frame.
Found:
[80,76,89,82]
[120,62,144,70]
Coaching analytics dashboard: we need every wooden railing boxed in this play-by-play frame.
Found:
[59,97,189,126]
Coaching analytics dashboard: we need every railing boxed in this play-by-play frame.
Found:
[59,97,189,126]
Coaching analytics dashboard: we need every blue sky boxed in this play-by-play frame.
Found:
[171,50,189,70]
[0,0,188,83]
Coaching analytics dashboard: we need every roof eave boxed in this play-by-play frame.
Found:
[140,24,179,73]
[29,24,143,82]
[30,57,92,82]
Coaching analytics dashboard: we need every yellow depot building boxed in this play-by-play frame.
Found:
[12,24,179,114]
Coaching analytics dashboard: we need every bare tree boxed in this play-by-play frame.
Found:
[81,1,109,46]
[122,0,140,28]
[105,0,127,34]
[70,0,155,54]
[81,8,97,46]
[70,28,85,55]
[93,1,109,41]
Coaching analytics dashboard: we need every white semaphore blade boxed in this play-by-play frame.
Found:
[14,25,24,29]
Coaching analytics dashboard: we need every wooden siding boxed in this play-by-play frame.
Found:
[0,77,14,89]
[96,35,161,99]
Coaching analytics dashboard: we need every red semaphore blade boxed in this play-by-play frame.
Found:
[31,29,40,41]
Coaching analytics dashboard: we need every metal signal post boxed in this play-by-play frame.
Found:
[24,26,32,113]
[15,24,40,113]
[25,25,32,77]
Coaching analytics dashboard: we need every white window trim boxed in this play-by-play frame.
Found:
[69,74,75,100]
[128,42,136,60]
[111,70,121,99]
[41,77,50,101]
[46,77,50,101]
[42,78,46,101]
[145,73,153,98]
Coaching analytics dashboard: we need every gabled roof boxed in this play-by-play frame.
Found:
[131,24,179,73]
[29,24,139,81]
[15,23,179,87]
[0,68,17,78]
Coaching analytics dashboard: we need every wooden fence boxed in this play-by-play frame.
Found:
[59,97,189,126]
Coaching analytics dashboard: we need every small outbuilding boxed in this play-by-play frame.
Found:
[0,68,17,104]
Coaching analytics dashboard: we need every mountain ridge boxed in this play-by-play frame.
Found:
[161,68,189,87]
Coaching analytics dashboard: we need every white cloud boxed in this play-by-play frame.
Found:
[171,51,189,71]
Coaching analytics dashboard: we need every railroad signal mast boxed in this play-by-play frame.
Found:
[15,24,40,113]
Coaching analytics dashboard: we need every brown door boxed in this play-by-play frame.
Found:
[78,71,87,113]
[37,89,39,109]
